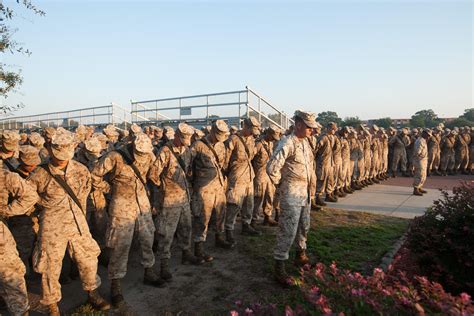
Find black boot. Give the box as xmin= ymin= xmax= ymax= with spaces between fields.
xmin=144 ymin=267 xmax=166 ymax=287
xmin=325 ymin=193 xmax=337 ymax=203
xmin=225 ymin=230 xmax=236 ymax=247
xmin=160 ymin=258 xmax=173 ymax=281
xmin=110 ymin=278 xmax=125 ymax=308
xmin=242 ymin=223 xmax=262 ymax=236
xmin=87 ymin=289 xmax=111 ymax=311
xmin=194 ymin=241 xmax=214 ymax=262
xmin=182 ymin=249 xmax=205 ymax=265
xmin=216 ymin=232 xmax=234 ymax=249
xmin=294 ymin=249 xmax=310 ymax=267
xmin=315 ymin=195 xmax=327 ymax=206
xmin=274 ymin=259 xmax=289 ymax=287
xmin=263 ymin=215 xmax=279 ymax=226
xmin=413 ymin=188 xmax=423 ymax=196
xmin=419 ymin=188 xmax=427 ymax=194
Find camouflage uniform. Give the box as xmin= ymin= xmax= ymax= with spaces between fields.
xmin=340 ymin=133 xmax=351 ymax=189
xmin=224 ymin=130 xmax=257 ymax=230
xmin=252 ymin=137 xmax=277 ymax=221
xmin=150 ymin=140 xmax=193 ymax=259
xmin=28 ymin=159 xmax=101 ymax=305
xmin=191 ymin=131 xmax=228 ymax=242
xmin=91 ymin=139 xmax=156 ymax=280
xmin=455 ymin=132 xmax=469 ymax=173
xmin=315 ymin=132 xmax=334 ymax=199
xmin=267 ymin=133 xmax=313 ymax=260
xmin=427 ymin=133 xmax=441 ymax=174
xmin=413 ymin=134 xmax=429 ymax=189
xmin=328 ymin=135 xmax=342 ymax=194
xmin=389 ymin=131 xmax=410 ymax=174
xmin=440 ymin=133 xmax=456 ymax=174
xmin=0 ymin=169 xmax=38 ymax=316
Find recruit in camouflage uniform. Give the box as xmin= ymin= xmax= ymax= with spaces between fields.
xmin=149 ymin=123 xmax=203 ymax=281
xmin=28 ymin=130 xmax=109 ymax=315
xmin=191 ymin=120 xmax=233 ymax=260
xmin=0 ymin=167 xmax=38 ymax=316
xmin=412 ymin=129 xmax=431 ymax=196
xmin=267 ymin=110 xmax=316 ymax=286
xmin=315 ymin=122 xmax=337 ymax=205
xmin=389 ymin=128 xmax=410 ymax=177
xmin=225 ymin=117 xmax=262 ymax=236
xmin=91 ymin=132 xmax=164 ymax=307
xmin=440 ymin=130 xmax=456 ymax=176
xmin=252 ymin=125 xmax=281 ymax=226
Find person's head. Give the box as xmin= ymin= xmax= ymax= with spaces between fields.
xmin=19 ymin=145 xmax=40 ymax=173
xmin=49 ymin=130 xmax=76 ymax=168
xmin=153 ymin=127 xmax=163 ymax=140
xmin=209 ymin=120 xmax=229 ymax=144
xmin=103 ymin=125 xmax=119 ymax=143
xmin=163 ymin=126 xmax=175 ymax=142
xmin=174 ymin=123 xmax=194 ymax=147
xmin=339 ymin=126 xmax=350 ymax=138
xmin=84 ymin=137 xmax=103 ymax=161
xmin=370 ymin=124 xmax=380 ymax=135
xmin=326 ymin=122 xmax=338 ymax=136
xmin=1 ymin=130 xmax=20 ymax=156
xmin=28 ymin=132 xmax=45 ymax=149
xmin=43 ymin=127 xmax=56 ymax=145
xmin=129 ymin=123 xmax=143 ymax=138
xmin=421 ymin=128 xmax=432 ymax=140
xmin=192 ymin=129 xmax=205 ymax=143
xmin=230 ymin=126 xmax=238 ymax=136
xmin=265 ymin=125 xmax=281 ymax=142
xmin=133 ymin=133 xmax=153 ymax=161
xmin=242 ymin=117 xmax=261 ymax=137
xmin=293 ymin=110 xmax=318 ymax=139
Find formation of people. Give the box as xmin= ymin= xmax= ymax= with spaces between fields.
xmin=0 ymin=111 xmax=473 ymax=315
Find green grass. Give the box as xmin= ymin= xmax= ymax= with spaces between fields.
xmin=245 ymin=209 xmax=410 ymax=274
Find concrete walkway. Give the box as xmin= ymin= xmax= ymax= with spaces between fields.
xmin=326 ymin=185 xmax=442 ymax=219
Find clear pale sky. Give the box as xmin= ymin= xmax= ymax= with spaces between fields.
xmin=3 ymin=0 xmax=473 ymax=120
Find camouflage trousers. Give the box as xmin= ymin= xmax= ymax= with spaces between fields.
xmin=455 ymin=149 xmax=469 ymax=171
xmin=192 ymin=184 xmax=226 ymax=242
xmin=413 ymin=159 xmax=427 ymax=189
xmin=440 ymin=152 xmax=455 ymax=172
xmin=0 ymin=223 xmax=29 ymax=315
xmin=106 ymin=212 xmax=155 ymax=279
xmin=328 ymin=160 xmax=342 ymax=192
xmin=7 ymin=215 xmax=36 ymax=273
xmin=253 ymin=177 xmax=276 ymax=221
xmin=273 ymin=201 xmax=310 ymax=261
xmin=428 ymin=149 xmax=440 ymax=172
xmin=391 ymin=150 xmax=407 ymax=173
xmin=155 ymin=205 xmax=192 ymax=259
xmin=33 ymin=230 xmax=101 ymax=305
xmin=225 ymin=182 xmax=254 ymax=230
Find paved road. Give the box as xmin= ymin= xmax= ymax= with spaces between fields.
xmin=326 ymin=174 xmax=473 ymax=219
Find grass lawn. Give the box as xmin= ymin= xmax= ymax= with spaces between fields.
xmin=245 ymin=209 xmax=410 ymax=274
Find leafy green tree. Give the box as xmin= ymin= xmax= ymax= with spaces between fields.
xmin=445 ymin=118 xmax=473 ymax=129
xmin=342 ymin=116 xmax=362 ymax=127
xmin=317 ymin=111 xmax=342 ymax=127
xmin=1 ymin=1 xmax=45 ymax=115
xmin=409 ymin=109 xmax=443 ymax=128
xmin=460 ymin=108 xmax=474 ymax=122
xmin=374 ymin=117 xmax=393 ymax=128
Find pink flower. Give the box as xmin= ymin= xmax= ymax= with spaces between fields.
xmin=235 ymin=300 xmax=242 ymax=307
xmin=460 ymin=292 xmax=471 ymax=305
xmin=230 ymin=311 xmax=239 ymax=316
xmin=244 ymin=308 xmax=253 ymax=315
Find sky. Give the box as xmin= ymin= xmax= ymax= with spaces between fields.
xmin=2 ymin=0 xmax=473 ymax=121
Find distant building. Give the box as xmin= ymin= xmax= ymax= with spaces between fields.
xmin=363 ymin=118 xmax=456 ymax=129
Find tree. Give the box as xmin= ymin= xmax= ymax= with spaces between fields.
xmin=342 ymin=116 xmax=362 ymax=127
xmin=374 ymin=117 xmax=392 ymax=128
xmin=1 ymin=1 xmax=45 ymax=115
xmin=460 ymin=108 xmax=474 ymax=122
xmin=317 ymin=111 xmax=342 ymax=127
xmin=409 ymin=109 xmax=443 ymax=128
xmin=445 ymin=118 xmax=473 ymax=129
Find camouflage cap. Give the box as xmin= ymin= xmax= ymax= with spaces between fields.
xmin=230 ymin=126 xmax=238 ymax=132
xmin=129 ymin=123 xmax=143 ymax=135
xmin=43 ymin=127 xmax=56 ymax=138
xmin=411 ymin=128 xmax=419 ymax=134
xmin=19 ymin=145 xmax=41 ymax=166
xmin=243 ymin=116 xmax=261 ymax=128
xmin=51 ymin=130 xmax=76 ymax=160
xmin=268 ymin=124 xmax=281 ymax=135
xmin=194 ymin=129 xmax=205 ymax=138
xmin=294 ymin=110 xmax=318 ymax=128
xmin=163 ymin=126 xmax=175 ymax=140
xmin=29 ymin=132 xmax=45 ymax=148
xmin=371 ymin=124 xmax=380 ymax=132
xmin=20 ymin=133 xmax=28 ymax=141
xmin=1 ymin=130 xmax=21 ymax=151
xmin=176 ymin=123 xmax=194 ymax=137
xmin=422 ymin=128 xmax=433 ymax=137
xmin=211 ymin=120 xmax=229 ymax=141
xmin=84 ymin=137 xmax=102 ymax=155
xmin=401 ymin=128 xmax=409 ymax=135
xmin=133 ymin=133 xmax=153 ymax=153
xmin=75 ymin=125 xmax=87 ymax=135
xmin=389 ymin=127 xmax=397 ymax=132
xmin=341 ymin=126 xmax=351 ymax=134
xmin=103 ymin=124 xmax=119 ymax=137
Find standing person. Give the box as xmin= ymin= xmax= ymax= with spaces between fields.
xmin=413 ymin=129 xmax=432 ymax=196
xmin=225 ymin=117 xmax=261 ymax=236
xmin=150 ymin=123 xmax=203 ymax=282
xmin=252 ymin=125 xmax=281 ymax=226
xmin=307 ymin=124 xmax=322 ymax=210
xmin=427 ymin=127 xmax=442 ymax=176
xmin=0 ymin=167 xmax=38 ymax=316
xmin=191 ymin=120 xmax=233 ymax=262
xmin=267 ymin=110 xmax=316 ymax=286
xmin=389 ymin=128 xmax=410 ymax=177
xmin=28 ymin=130 xmax=110 ymax=315
xmin=1 ymin=130 xmax=20 ymax=171
xmin=440 ymin=130 xmax=456 ymax=176
xmin=91 ymin=133 xmax=165 ymax=308
xmin=339 ymin=127 xmax=353 ymax=195
xmin=314 ymin=122 xmax=337 ymax=206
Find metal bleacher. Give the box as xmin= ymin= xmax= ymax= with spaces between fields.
xmin=0 ymin=87 xmax=294 ymax=131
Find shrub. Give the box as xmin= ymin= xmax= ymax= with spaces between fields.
xmin=406 ymin=182 xmax=474 ymax=295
